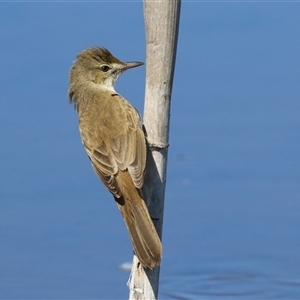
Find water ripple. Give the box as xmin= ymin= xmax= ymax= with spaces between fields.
xmin=160 ymin=269 xmax=300 ymax=299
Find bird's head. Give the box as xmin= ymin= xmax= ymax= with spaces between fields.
xmin=69 ymin=47 xmax=143 ymax=98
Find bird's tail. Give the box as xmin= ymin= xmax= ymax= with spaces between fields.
xmin=115 ymin=172 xmax=162 ymax=269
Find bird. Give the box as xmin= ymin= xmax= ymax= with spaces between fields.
xmin=68 ymin=47 xmax=162 ymax=269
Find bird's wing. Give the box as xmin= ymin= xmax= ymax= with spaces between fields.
xmin=84 ymin=95 xmax=146 ymax=197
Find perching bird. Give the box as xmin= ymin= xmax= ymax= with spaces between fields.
xmin=68 ymin=47 xmax=162 ymax=269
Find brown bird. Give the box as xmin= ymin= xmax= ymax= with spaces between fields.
xmin=68 ymin=47 xmax=162 ymax=269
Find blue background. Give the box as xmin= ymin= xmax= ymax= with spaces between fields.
xmin=1 ymin=2 xmax=300 ymax=299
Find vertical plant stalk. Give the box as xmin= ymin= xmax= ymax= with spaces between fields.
xmin=128 ymin=1 xmax=181 ymax=299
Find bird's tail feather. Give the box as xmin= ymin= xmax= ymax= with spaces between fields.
xmin=114 ymin=172 xmax=162 ymax=269
xmin=117 ymin=196 xmax=162 ymax=269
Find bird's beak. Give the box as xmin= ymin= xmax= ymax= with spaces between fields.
xmin=121 ymin=61 xmax=144 ymax=71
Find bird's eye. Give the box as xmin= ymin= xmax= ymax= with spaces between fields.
xmin=101 ymin=65 xmax=110 ymax=72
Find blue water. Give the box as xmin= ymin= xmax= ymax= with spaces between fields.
xmin=1 ymin=3 xmax=300 ymax=299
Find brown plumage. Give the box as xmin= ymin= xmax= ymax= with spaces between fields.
xmin=68 ymin=47 xmax=162 ymax=269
